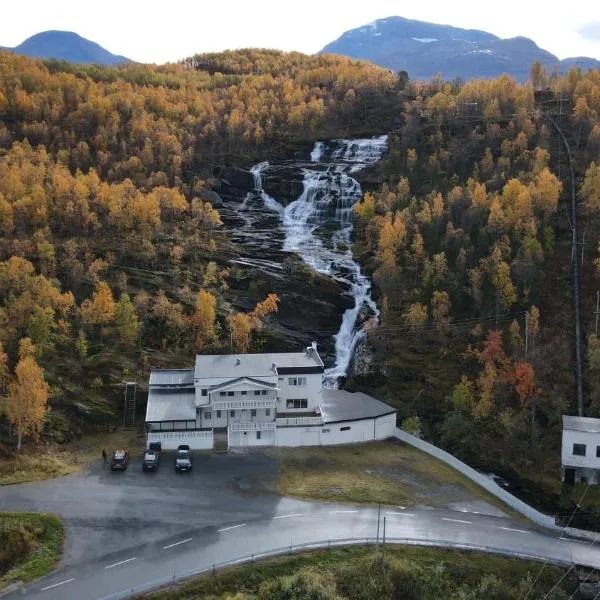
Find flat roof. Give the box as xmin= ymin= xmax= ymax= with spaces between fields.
xmin=146 ymin=387 xmax=196 ymax=422
xmin=319 ymin=389 xmax=396 ymax=424
xmin=195 ymin=349 xmax=323 ymax=380
xmin=149 ymin=369 xmax=194 ymax=386
xmin=563 ymin=415 xmax=600 ymax=433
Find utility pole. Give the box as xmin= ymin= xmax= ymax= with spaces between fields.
xmin=376 ymin=504 xmax=381 ymax=550
xmin=544 ymin=113 xmax=584 ymax=417
xmin=595 ymin=291 xmax=600 ymax=335
xmin=382 ymin=516 xmax=386 ymax=550
xmin=525 ymin=311 xmax=529 ymax=359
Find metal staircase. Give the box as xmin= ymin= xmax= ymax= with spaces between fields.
xmin=123 ymin=382 xmax=136 ymax=427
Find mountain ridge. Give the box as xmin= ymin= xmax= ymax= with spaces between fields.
xmin=4 ymin=30 xmax=129 ymax=65
xmin=321 ymin=16 xmax=600 ymax=80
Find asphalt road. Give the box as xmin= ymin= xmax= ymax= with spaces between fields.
xmin=2 ymin=453 xmax=598 ymax=600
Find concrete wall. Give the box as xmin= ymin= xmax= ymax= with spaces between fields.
xmin=277 ymin=373 xmax=322 ymax=411
xmin=146 ymin=430 xmax=213 ymax=450
xmin=229 ymin=428 xmax=275 ymax=448
xmin=562 ymin=429 xmax=600 ymax=470
xmin=393 ymin=427 xmax=599 ymax=542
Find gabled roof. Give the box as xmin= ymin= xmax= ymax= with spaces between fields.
xmin=195 ymin=347 xmax=323 ymax=379
xmin=563 ymin=415 xmax=600 ymax=433
xmin=146 ymin=387 xmax=195 ymax=422
xmin=209 ymin=377 xmax=277 ymax=393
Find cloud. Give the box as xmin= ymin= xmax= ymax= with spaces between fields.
xmin=578 ymin=22 xmax=600 ymax=41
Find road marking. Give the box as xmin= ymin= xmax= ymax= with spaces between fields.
xmin=332 ymin=510 xmax=359 ymax=513
xmin=162 ymin=537 xmax=192 ymax=549
xmin=274 ymin=513 xmax=303 ymax=519
xmin=218 ymin=523 xmax=247 ymax=532
xmin=442 ymin=517 xmax=472 ymax=524
xmin=499 ymin=527 xmax=530 ymax=534
xmin=387 ymin=512 xmax=416 ymax=516
xmin=104 ymin=557 xmax=136 ymax=569
xmin=40 ymin=578 xmax=75 ymax=591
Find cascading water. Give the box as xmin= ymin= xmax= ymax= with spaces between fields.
xmin=247 ymin=136 xmax=388 ymax=387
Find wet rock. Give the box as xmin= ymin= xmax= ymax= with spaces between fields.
xmin=199 ymin=189 xmax=224 ymax=208
xmin=348 ymin=336 xmax=375 ymax=377
xmin=219 ymin=166 xmax=254 ymax=190
xmin=262 ymin=165 xmax=304 ymax=205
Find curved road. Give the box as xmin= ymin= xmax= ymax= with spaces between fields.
xmin=5 ymin=505 xmax=600 ymax=600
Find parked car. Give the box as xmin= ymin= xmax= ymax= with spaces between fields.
xmin=142 ymin=450 xmax=160 ymax=472
xmin=110 ymin=449 xmax=129 ymax=471
xmin=175 ymin=445 xmax=192 ymax=472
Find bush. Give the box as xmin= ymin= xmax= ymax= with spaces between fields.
xmin=0 ymin=521 xmax=40 ymax=575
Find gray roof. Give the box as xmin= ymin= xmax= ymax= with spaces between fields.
xmin=149 ymin=369 xmax=194 ymax=386
xmin=563 ymin=415 xmax=600 ymax=433
xmin=319 ymin=389 xmax=396 ymax=424
xmin=209 ymin=377 xmax=277 ymax=392
xmin=146 ymin=388 xmax=195 ymax=422
xmin=195 ymin=349 xmax=323 ymax=379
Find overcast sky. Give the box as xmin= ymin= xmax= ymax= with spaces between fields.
xmin=1 ymin=0 xmax=599 ymax=64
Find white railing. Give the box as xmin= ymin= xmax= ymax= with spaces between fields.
xmin=229 ymin=421 xmax=276 ymax=431
xmin=211 ymin=399 xmax=277 ymax=410
xmin=147 ymin=430 xmax=213 ymax=450
xmin=276 ymin=416 xmax=324 ymax=427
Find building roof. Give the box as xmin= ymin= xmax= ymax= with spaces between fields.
xmin=209 ymin=377 xmax=277 ymax=392
xmin=319 ymin=389 xmax=396 ymax=424
xmin=195 ymin=347 xmax=323 ymax=380
xmin=149 ymin=369 xmax=194 ymax=387
xmin=146 ymin=387 xmax=196 ymax=422
xmin=563 ymin=415 xmax=600 ymax=433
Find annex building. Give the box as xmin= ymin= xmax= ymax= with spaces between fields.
xmin=145 ymin=343 xmax=396 ymax=450
xmin=561 ymin=415 xmax=600 ymax=485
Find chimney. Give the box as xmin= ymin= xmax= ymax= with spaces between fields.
xmin=307 ymin=341 xmax=317 ymax=355
xmin=235 ymin=358 xmax=241 ymax=366
xmin=272 ymin=362 xmax=277 ymax=372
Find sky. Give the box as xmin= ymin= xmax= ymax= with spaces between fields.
xmin=1 ymin=0 xmax=599 ymax=64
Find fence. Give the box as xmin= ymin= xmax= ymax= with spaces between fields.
xmin=276 ymin=416 xmax=325 ymax=427
xmin=393 ymin=428 xmax=599 ymax=542
xmin=98 ymin=536 xmax=574 ymax=600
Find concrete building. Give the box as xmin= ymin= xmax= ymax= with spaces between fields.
xmin=145 ymin=344 xmax=396 ymax=450
xmin=561 ymin=415 xmax=600 ymax=485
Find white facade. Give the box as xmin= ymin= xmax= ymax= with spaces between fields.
xmin=561 ymin=415 xmax=600 ymax=484
xmin=145 ymin=345 xmax=396 ymax=451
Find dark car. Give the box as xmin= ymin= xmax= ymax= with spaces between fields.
xmin=175 ymin=445 xmax=192 ymax=472
xmin=110 ymin=449 xmax=129 ymax=471
xmin=142 ymin=450 xmax=159 ymax=472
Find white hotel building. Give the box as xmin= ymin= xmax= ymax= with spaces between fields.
xmin=145 ymin=344 xmax=396 ymax=450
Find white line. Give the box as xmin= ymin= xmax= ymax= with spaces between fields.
xmin=40 ymin=578 xmax=75 ymax=591
xmin=500 ymin=527 xmax=530 ymax=534
xmin=218 ymin=523 xmax=247 ymax=532
xmin=442 ymin=517 xmax=472 ymax=524
xmin=387 ymin=512 xmax=416 ymax=516
xmin=273 ymin=513 xmax=303 ymax=520
xmin=104 ymin=557 xmax=136 ymax=569
xmin=162 ymin=537 xmax=192 ymax=549
xmin=332 ymin=510 xmax=359 ymax=513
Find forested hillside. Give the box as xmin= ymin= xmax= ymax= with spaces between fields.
xmin=350 ymin=67 xmax=600 ymax=514
xmin=0 ymin=49 xmax=400 ymax=448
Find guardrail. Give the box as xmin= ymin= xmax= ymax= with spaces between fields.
xmin=99 ymin=536 xmax=575 ymax=600
xmin=229 ymin=421 xmax=277 ymax=431
xmin=393 ymin=428 xmax=600 ymax=542
xmin=276 ymin=416 xmax=324 ymax=427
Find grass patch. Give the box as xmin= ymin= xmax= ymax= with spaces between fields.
xmin=266 ymin=440 xmax=528 ymax=519
xmin=135 ymin=544 xmax=578 ymax=600
xmin=0 ymin=427 xmax=143 ymax=485
xmin=0 ymin=512 xmax=64 ymax=591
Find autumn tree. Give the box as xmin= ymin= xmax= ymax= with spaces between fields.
xmin=192 ymin=289 xmax=217 ymax=351
xmin=75 ymin=329 xmax=88 ymax=361
xmin=6 ymin=339 xmax=50 ymax=450
xmin=114 ymin=293 xmax=141 ymax=345
xmin=81 ymin=281 xmax=116 ymax=325
xmin=403 ymin=303 xmax=427 ymax=332
xmin=227 ymin=313 xmax=253 ymax=353
xmin=0 ymin=342 xmax=8 ymax=394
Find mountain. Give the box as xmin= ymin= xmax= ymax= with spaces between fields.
xmin=321 ymin=16 xmax=600 ymax=81
xmin=6 ymin=30 xmax=129 ymax=65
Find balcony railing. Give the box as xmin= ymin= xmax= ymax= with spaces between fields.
xmin=229 ymin=421 xmax=276 ymax=431
xmin=211 ymin=399 xmax=277 ymax=410
xmin=276 ymin=416 xmax=324 ymax=427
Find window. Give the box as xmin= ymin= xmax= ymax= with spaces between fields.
xmin=241 ymin=391 xmax=247 ymax=395
xmin=288 ymin=377 xmax=307 ymax=386
xmin=230 ymin=410 xmax=235 ymax=418
xmin=573 ymin=443 xmax=587 ymax=456
xmin=261 ymin=390 xmax=268 ymax=395
xmin=251 ymin=409 xmax=257 ymax=417
xmin=204 ymin=412 xmax=211 ymax=420
xmin=201 ymin=389 xmax=207 ymax=397
xmin=216 ymin=410 xmax=221 ymax=418
xmin=322 ymin=428 xmax=330 ymax=433
xmin=286 ymin=399 xmax=308 ymax=409
xmin=219 ymin=392 xmax=226 ymax=397
xmin=266 ymin=408 xmax=271 ymax=416
xmin=227 ymin=391 xmax=234 ymax=397
xmin=254 ymin=390 xmax=261 ymax=396
xmin=597 ymin=446 xmax=600 ymax=458
xmin=256 ymin=431 xmax=262 ymax=440
xmin=340 ymin=426 xmax=351 ymax=431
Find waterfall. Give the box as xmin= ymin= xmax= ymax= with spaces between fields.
xmin=249 ymin=136 xmax=388 ymax=387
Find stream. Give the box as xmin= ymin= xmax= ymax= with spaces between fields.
xmin=221 ymin=136 xmax=388 ymax=387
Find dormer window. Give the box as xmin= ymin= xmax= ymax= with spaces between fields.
xmin=201 ymin=389 xmax=207 ymax=397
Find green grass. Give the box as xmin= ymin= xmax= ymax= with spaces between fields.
xmin=265 ymin=440 xmax=531 ymax=524
xmin=0 ymin=512 xmax=64 ymax=591
xmin=135 ymin=545 xmax=577 ymax=600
